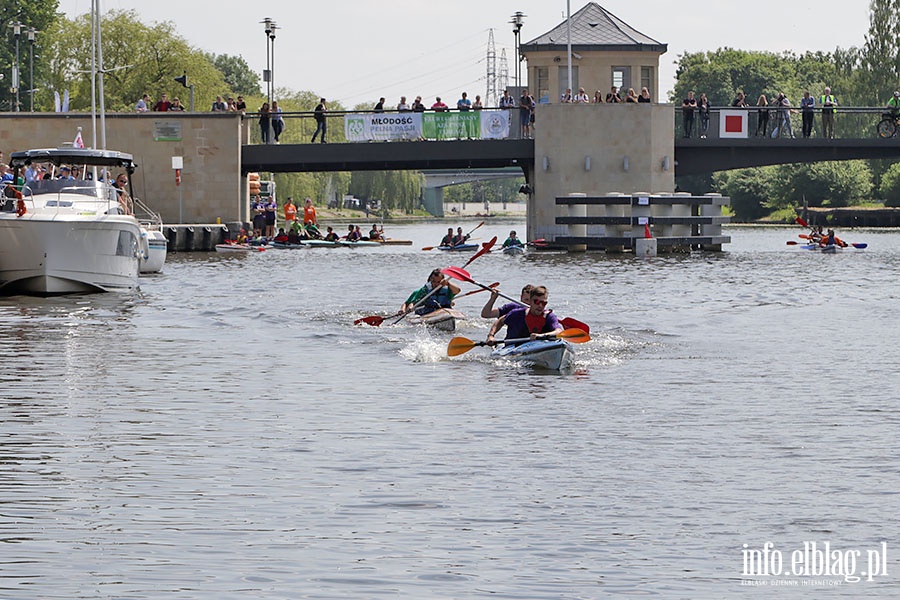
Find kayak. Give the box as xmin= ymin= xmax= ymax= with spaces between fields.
xmin=438 ymin=243 xmax=479 ymax=252
xmin=407 ymin=308 xmax=466 ymax=332
xmin=378 ymin=239 xmax=413 ymax=246
xmin=491 ymin=339 xmax=574 ymax=371
xmin=269 ymin=242 xmax=307 ymax=249
xmin=304 ymin=239 xmax=381 ymax=248
xmin=502 ymin=245 xmax=525 ymax=255
xmin=215 ymin=243 xmax=265 ymax=253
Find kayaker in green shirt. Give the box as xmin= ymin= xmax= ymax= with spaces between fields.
xmin=502 ymin=230 xmax=524 ymax=249
xmin=402 ymin=268 xmax=460 ymax=315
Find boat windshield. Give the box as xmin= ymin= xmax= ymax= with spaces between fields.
xmin=22 ymin=179 xmax=118 ymax=203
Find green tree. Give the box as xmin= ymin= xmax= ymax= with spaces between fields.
xmin=40 ymin=9 xmax=227 ymax=112
xmin=877 ymin=161 xmax=900 ymax=206
xmin=713 ymin=168 xmax=778 ymax=221
xmin=209 ymin=53 xmax=260 ymax=97
xmin=0 ymin=0 xmax=60 ymax=111
xmin=774 ymin=161 xmax=873 ymax=208
xmin=862 ymin=0 xmax=900 ymax=105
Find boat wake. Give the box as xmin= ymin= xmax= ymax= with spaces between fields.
xmin=398 ymin=334 xmax=449 ymax=364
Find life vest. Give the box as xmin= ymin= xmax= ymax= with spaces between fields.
xmin=417 ymin=287 xmax=453 ymax=314
xmin=525 ymin=311 xmax=547 ymax=333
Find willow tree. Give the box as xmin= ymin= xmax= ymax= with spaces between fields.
xmin=40 ymin=9 xmax=227 ymax=112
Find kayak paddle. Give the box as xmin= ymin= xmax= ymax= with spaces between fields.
xmin=447 ymin=328 xmax=591 ymax=357
xmin=462 ymin=236 xmax=497 ymax=268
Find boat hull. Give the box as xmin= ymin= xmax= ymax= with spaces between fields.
xmin=438 ymin=243 xmax=478 ymax=252
xmin=407 ymin=308 xmax=465 ymax=331
xmin=502 ymin=245 xmax=525 ymax=255
xmin=491 ymin=339 xmax=574 ymax=371
xmin=0 ymin=213 xmax=142 ymax=295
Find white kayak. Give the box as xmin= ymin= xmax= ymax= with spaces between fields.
xmin=407 ymin=308 xmax=466 ymax=332
xmin=491 ymin=339 xmax=574 ymax=371
xmin=215 ymin=243 xmax=265 ymax=253
xmin=502 ymin=245 xmax=525 ymax=255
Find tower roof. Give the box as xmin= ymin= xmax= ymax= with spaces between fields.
xmin=521 ymin=2 xmax=666 ymax=53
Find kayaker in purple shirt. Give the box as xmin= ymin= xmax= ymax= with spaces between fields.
xmin=486 ymin=285 xmax=563 ymax=345
xmin=480 ymin=284 xmax=534 ymax=319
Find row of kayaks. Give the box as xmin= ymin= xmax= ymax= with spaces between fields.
xmin=215 ymin=239 xmax=413 ymax=252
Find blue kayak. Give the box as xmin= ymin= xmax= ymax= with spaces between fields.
xmin=491 ymin=339 xmax=574 ymax=371
xmin=438 ymin=243 xmax=478 ymax=252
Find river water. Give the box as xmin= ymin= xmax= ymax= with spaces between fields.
xmin=1 ymin=222 xmax=898 ymax=599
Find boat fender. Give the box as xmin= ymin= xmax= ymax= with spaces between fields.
xmin=15 ymin=197 xmax=25 ymax=217
xmin=140 ymin=231 xmax=150 ymax=260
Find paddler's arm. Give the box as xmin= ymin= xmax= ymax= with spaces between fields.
xmin=480 ymin=289 xmax=500 ymax=319
xmin=486 ymin=314 xmax=507 ymax=346
xmin=532 ymin=312 xmax=564 ymax=341
xmin=444 ymin=280 xmax=461 ymax=297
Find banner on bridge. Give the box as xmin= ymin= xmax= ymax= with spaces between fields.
xmin=344 ymin=110 xmax=510 ymax=141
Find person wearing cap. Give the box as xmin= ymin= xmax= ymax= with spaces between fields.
xmin=59 ymin=166 xmax=74 ymax=180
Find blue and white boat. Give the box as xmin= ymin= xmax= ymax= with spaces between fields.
xmin=491 ymin=339 xmax=574 ymax=371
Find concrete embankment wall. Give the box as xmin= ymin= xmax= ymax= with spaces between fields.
xmin=0 ymin=113 xmax=245 ymax=225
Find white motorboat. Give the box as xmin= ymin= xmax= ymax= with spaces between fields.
xmin=0 ymin=148 xmax=144 ymax=295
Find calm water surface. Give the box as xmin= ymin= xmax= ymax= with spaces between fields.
xmin=1 ymin=222 xmax=898 ymax=599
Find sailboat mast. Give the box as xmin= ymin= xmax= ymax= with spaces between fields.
xmin=96 ymin=0 xmax=107 ymax=150
xmin=90 ymin=0 xmax=97 ymax=149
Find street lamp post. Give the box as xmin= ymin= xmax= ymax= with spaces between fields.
xmin=27 ymin=27 xmax=35 ymax=112
xmin=9 ymin=21 xmax=22 ymax=112
xmin=510 ymin=12 xmax=526 ymax=92
xmin=260 ymin=17 xmax=278 ymax=144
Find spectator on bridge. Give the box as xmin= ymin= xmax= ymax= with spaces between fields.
xmin=432 ymin=97 xmax=449 ymax=112
xmin=698 ymin=92 xmax=710 ymax=138
xmin=638 ymin=87 xmax=652 ymax=103
xmin=772 ymin=93 xmax=795 ymax=139
xmin=135 ymin=94 xmax=150 ymax=113
xmin=397 ymin=96 xmax=410 ymax=111
xmin=801 ymin=91 xmax=815 ymax=138
xmin=236 ymin=96 xmax=247 ymax=113
xmin=473 ymin=95 xmax=483 ymax=110
xmin=574 ymin=88 xmax=590 ymax=103
xmin=258 ymin=102 xmax=271 ymax=144
xmin=169 ymin=97 xmax=185 ymax=111
xmin=227 ymin=97 xmax=237 ymax=111
xmin=820 ymin=87 xmax=838 ymax=139
xmin=606 ymin=86 xmax=622 ymax=103
xmin=312 ymin=98 xmax=327 ymax=143
xmin=412 ymin=96 xmax=426 ymax=112
xmin=682 ymin=91 xmax=697 ymax=138
xmin=593 ymin=90 xmax=604 ymax=103
xmin=374 ymin=98 xmax=385 ymax=112
xmin=625 ymin=88 xmax=638 ymax=103
xmin=560 ymin=88 xmax=572 ymax=103
xmin=756 ymin=95 xmax=770 ymax=137
xmin=272 ymin=101 xmax=285 ymax=143
xmin=153 ymin=93 xmax=172 ymax=112
xmin=499 ymin=89 xmax=516 ymax=110
xmin=519 ymin=89 xmax=534 ymax=138
xmin=211 ymin=95 xmax=227 ymax=112
xmin=731 ymin=92 xmax=749 ymax=108
xmin=457 ymin=92 xmax=472 ymax=111
xmin=887 ymin=91 xmax=900 ymax=115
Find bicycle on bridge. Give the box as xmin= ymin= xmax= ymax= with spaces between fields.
xmin=876 ymin=111 xmax=900 ymax=138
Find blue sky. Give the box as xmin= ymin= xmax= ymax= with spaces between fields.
xmin=58 ymin=0 xmax=871 ymax=107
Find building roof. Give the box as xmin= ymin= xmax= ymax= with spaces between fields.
xmin=521 ymin=2 xmax=666 ymax=53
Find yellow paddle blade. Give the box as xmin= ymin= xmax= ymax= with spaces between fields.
xmin=447 ymin=336 xmax=479 ymax=357
xmin=558 ymin=328 xmax=591 ymax=344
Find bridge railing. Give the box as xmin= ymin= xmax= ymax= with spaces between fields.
xmin=246 ymin=108 xmax=525 ymax=145
xmin=675 ymin=106 xmax=895 ymax=140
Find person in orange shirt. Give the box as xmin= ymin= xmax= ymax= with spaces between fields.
xmin=303 ymin=197 xmax=317 ymax=226
xmin=283 ymin=197 xmax=297 ymax=230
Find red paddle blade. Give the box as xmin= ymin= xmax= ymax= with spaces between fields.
xmin=786 ymin=241 xmax=798 ymax=245
xmin=796 ymin=216 xmax=809 ymax=228
xmin=559 ymin=317 xmax=590 ymax=335
xmin=462 ymin=236 xmax=497 ymax=268
xmin=354 ymin=315 xmax=385 ymax=326
xmin=441 ymin=266 xmax=473 ymax=282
